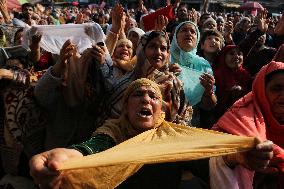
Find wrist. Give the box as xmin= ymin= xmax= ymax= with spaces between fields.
xmin=0 ymin=69 xmax=14 ymax=80
xmin=204 ymin=89 xmax=214 ymax=97
xmin=30 ymin=43 xmax=40 ymax=49
xmin=110 ymin=27 xmax=120 ymax=35
xmin=51 ymin=64 xmax=63 ymax=78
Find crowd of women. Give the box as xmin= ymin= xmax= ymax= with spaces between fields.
xmin=0 ymin=0 xmax=284 ymax=188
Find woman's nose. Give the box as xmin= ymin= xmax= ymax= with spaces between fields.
xmin=141 ymin=94 xmax=151 ymax=103
xmin=154 ymin=48 xmax=162 ymax=55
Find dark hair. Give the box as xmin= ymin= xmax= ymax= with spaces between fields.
xmin=22 ymin=3 xmax=34 ymax=11
xmin=142 ymin=31 xmax=170 ymax=51
xmin=200 ymin=29 xmax=223 ymax=45
xmin=265 ymin=70 xmax=284 ymax=85
xmin=177 ymin=3 xmax=189 ymax=12
xmin=200 ymin=13 xmax=211 ymax=22
xmin=166 ymin=21 xmax=179 ymax=33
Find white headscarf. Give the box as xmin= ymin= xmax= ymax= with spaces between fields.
xmin=127 ymin=27 xmax=145 ymax=40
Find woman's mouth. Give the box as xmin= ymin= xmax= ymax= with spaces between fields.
xmin=137 ymin=107 xmax=152 ymax=118
xmin=184 ymin=38 xmax=193 ymax=42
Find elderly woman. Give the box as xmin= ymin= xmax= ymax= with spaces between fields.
xmin=202 ymin=17 xmax=217 ymax=32
xmin=30 ymin=78 xmax=184 ymax=189
xmin=210 ymin=61 xmax=284 ymax=189
xmin=30 ymin=78 xmax=274 ymax=189
xmin=170 ymin=21 xmax=217 ymax=127
xmin=111 ymin=38 xmax=135 ymax=78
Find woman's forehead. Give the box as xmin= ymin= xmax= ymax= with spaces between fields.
xmin=148 ymin=36 xmax=167 ymax=44
xmin=227 ymin=47 xmax=241 ymax=54
xmin=118 ymin=42 xmax=132 ymax=47
xmin=180 ymin=23 xmax=196 ymax=30
xmin=132 ymin=85 xmax=157 ymax=93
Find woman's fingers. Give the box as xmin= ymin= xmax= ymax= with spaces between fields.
xmin=245 ymin=140 xmax=274 ymax=171
xmin=61 ymin=39 xmax=72 ymax=51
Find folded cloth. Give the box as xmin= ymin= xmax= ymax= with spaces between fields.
xmin=23 ymin=23 xmax=105 ymax=54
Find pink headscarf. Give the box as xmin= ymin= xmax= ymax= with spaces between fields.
xmin=213 ymin=61 xmax=284 ymax=188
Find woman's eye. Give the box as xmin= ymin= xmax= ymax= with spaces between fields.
xmin=160 ymin=47 xmax=167 ymax=52
xmin=150 ymin=95 xmax=159 ymax=100
xmin=190 ymin=29 xmax=196 ymax=35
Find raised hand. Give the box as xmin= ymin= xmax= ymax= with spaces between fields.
xmin=80 ymin=44 xmax=108 ymax=65
xmin=154 ymin=15 xmax=169 ymax=31
xmin=59 ymin=40 xmax=76 ymax=66
xmin=138 ymin=0 xmax=147 ymax=14
xmin=29 ymin=27 xmax=42 ymax=45
xmin=51 ymin=40 xmax=77 ymax=78
xmin=188 ymin=9 xmax=198 ymax=24
xmin=75 ymin=12 xmax=84 ymax=24
xmin=111 ymin=3 xmax=124 ymax=34
xmin=257 ymin=9 xmax=269 ymax=33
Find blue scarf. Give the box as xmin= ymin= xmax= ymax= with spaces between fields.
xmin=170 ymin=21 xmax=213 ymax=105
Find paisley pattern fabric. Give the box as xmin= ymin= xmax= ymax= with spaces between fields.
xmin=0 ymin=72 xmax=48 ymax=176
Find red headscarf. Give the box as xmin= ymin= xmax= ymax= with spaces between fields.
xmin=214 ymin=45 xmax=252 ymax=117
xmin=213 ymin=61 xmax=284 ymax=189
xmin=214 ymin=45 xmax=251 ymax=92
xmin=252 ymin=61 xmax=284 ymax=152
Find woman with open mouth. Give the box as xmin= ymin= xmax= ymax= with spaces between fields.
xmin=34 ymin=30 xmax=192 ymax=153
xmin=111 ymin=38 xmax=135 ymax=79
xmin=30 ymin=78 xmax=274 ymax=189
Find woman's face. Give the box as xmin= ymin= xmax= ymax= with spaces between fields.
xmin=128 ymin=31 xmax=139 ymax=50
xmin=265 ymin=72 xmax=284 ymax=124
xmin=225 ymin=48 xmax=243 ymax=69
xmin=203 ymin=21 xmax=217 ymax=31
xmin=113 ymin=42 xmax=133 ymax=61
xmin=144 ymin=36 xmax=169 ymax=69
xmin=176 ymin=23 xmax=198 ymax=52
xmin=127 ymin=86 xmax=163 ymax=131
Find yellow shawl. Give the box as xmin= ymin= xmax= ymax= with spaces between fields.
xmin=58 ymin=78 xmax=256 ymax=189
xmin=59 ymin=121 xmax=256 ymax=189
